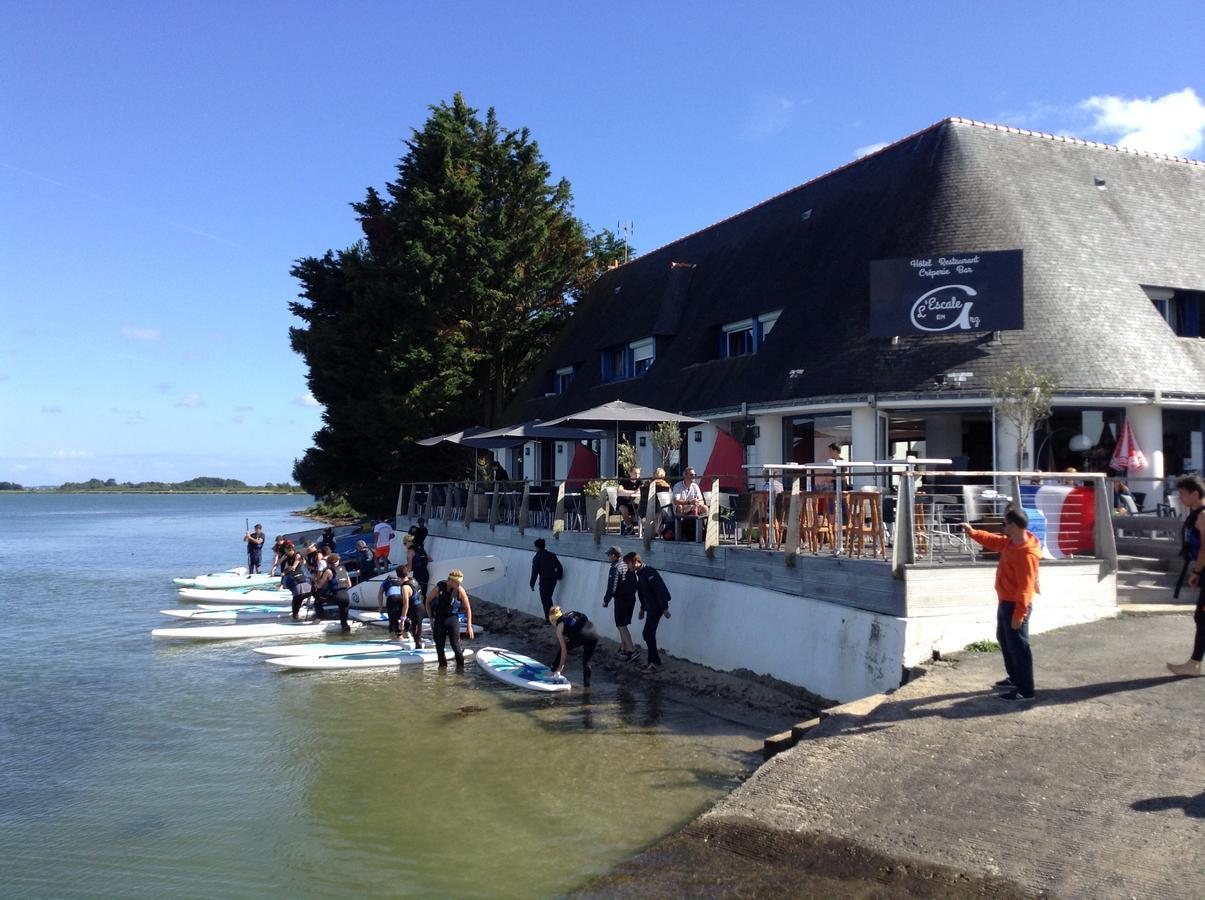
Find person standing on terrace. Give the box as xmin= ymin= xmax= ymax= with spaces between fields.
xmin=959 ymin=509 xmax=1042 ymax=702
xmin=1167 ymin=475 xmax=1205 ymax=677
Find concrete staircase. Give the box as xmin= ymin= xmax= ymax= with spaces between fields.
xmin=1116 ymin=542 xmax=1192 ymax=612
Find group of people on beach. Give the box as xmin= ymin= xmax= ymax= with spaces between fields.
xmin=530 ymin=537 xmax=672 ymax=687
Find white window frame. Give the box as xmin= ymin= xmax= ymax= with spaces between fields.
xmin=555 ymin=365 xmax=574 ymax=394
xmin=630 ymin=337 xmax=655 ymax=375
xmin=758 ymin=309 xmax=782 ymax=337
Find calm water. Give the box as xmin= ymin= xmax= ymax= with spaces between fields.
xmin=0 ymin=494 xmax=761 ymax=898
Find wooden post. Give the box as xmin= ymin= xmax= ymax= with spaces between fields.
xmin=464 ymin=483 xmax=477 ymax=528
xmin=517 ymin=481 xmax=531 ymax=534
xmin=442 ymin=482 xmax=454 ymax=524
xmin=1091 ymin=474 xmax=1119 ymax=573
xmin=489 ymin=482 xmax=502 ymax=530
xmin=395 ymin=483 xmax=405 ymax=518
xmin=1009 ymin=475 xmax=1023 ymax=511
xmin=406 ymin=484 xmax=418 ymax=519
xmin=593 ymin=494 xmax=606 ymax=544
xmin=704 ymin=478 xmax=721 ymax=558
xmin=833 ymin=466 xmax=845 ymax=556
xmin=784 ymin=477 xmax=802 ymax=568
xmin=891 ymin=470 xmax=916 ymax=577
xmin=552 ymin=480 xmax=566 ymax=538
xmin=425 ymin=482 xmax=435 ymax=520
xmin=643 ymin=483 xmax=657 ymax=550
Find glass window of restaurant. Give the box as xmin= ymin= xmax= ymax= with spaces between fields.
xmin=1037 ymin=408 xmax=1122 ymax=473
xmin=783 ymin=413 xmax=852 ymax=465
xmin=1163 ymin=410 xmax=1205 ymax=477
xmin=879 ymin=409 xmax=994 ymax=470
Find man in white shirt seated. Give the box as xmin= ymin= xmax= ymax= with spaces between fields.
xmin=672 ymin=467 xmax=707 ymax=518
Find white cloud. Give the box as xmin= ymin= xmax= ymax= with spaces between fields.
xmin=121 ymin=325 xmax=161 ymax=341
xmin=294 ymin=393 xmax=321 ymax=408
xmin=1080 ymin=88 xmax=1205 ymax=157
xmin=742 ymin=96 xmax=795 ymax=141
xmin=854 ymin=141 xmax=889 ymax=159
xmin=175 ymin=393 xmax=204 ymax=408
xmin=41 ymin=405 xmax=63 ymax=414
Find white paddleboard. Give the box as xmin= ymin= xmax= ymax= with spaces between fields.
xmin=264 ymin=647 xmax=476 ymax=671
xmin=191 ymin=573 xmax=282 ymax=591
xmin=475 ymin=647 xmax=570 ymax=693
xmin=173 ymin=566 xmax=247 ymax=587
xmin=251 ymin=638 xmax=418 ymax=657
xmin=151 ymin=620 xmax=363 ymax=640
xmin=160 ymin=605 xmax=299 ymax=620
xmin=178 ymin=587 xmax=291 ymax=604
xmin=351 ymin=610 xmax=485 ymax=635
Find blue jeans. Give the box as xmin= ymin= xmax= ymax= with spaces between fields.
xmin=997 ymin=601 xmax=1034 ymax=696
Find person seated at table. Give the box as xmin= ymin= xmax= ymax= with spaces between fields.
xmin=672 ymin=467 xmax=707 ymax=517
xmin=616 ymin=465 xmax=646 ymax=534
xmin=1113 ymin=479 xmax=1139 ymax=514
xmin=490 ymin=459 xmax=509 ymax=482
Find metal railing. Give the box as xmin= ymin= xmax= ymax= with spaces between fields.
xmin=394 ymin=464 xmax=1119 ymax=575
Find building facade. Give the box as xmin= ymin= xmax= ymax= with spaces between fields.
xmin=502 ymin=118 xmax=1205 ymax=504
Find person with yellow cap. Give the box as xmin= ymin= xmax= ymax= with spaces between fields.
xmin=548 ymin=606 xmax=598 ymax=688
xmin=427 ymin=570 xmax=474 ymax=668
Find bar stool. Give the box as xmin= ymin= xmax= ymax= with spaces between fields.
xmin=800 ymin=491 xmax=835 ymax=554
xmin=746 ymin=490 xmax=784 ymax=547
xmin=845 ymin=490 xmax=886 ymax=559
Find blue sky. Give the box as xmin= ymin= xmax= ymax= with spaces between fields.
xmin=3 ymin=1 xmax=1203 ymax=485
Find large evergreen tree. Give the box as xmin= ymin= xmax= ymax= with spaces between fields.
xmin=289 ymin=95 xmax=627 ymax=512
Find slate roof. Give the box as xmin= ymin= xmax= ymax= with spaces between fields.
xmin=505 ymin=118 xmax=1205 ymax=425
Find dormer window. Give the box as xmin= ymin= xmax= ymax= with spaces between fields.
xmin=720 ymin=309 xmax=782 ymax=358
xmin=1145 ymin=286 xmax=1204 ymax=338
xmin=554 ymin=366 xmax=576 ymax=394
xmin=601 ymin=337 xmax=656 ymax=382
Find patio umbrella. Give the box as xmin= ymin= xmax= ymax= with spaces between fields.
xmin=1110 ymin=420 xmax=1148 ymax=471
xmin=544 ymin=400 xmax=704 ymax=476
xmin=467 ymin=420 xmax=608 ymax=443
xmin=415 ymin=426 xmax=522 ymax=450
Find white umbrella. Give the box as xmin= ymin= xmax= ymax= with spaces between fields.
xmin=545 ymin=401 xmax=703 ymax=476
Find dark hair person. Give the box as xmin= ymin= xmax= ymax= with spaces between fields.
xmin=1167 ymin=476 xmax=1205 ymax=677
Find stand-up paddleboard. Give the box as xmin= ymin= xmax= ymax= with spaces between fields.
xmin=151 ymin=620 xmax=363 ymax=640
xmin=265 ymin=647 xmax=476 ymax=671
xmin=161 ymin=605 xmax=300 ymax=620
xmin=348 ymin=555 xmax=505 ymax=609
xmin=191 ymin=572 xmax=282 ymax=591
xmin=251 ymin=638 xmax=419 ymax=657
xmin=173 ymin=566 xmax=247 ymax=587
xmin=178 ymin=587 xmax=291 ymax=604
xmin=475 ymin=647 xmax=570 ymax=693
xmin=351 ymin=610 xmax=485 ymax=635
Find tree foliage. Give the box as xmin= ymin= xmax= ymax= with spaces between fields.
xmin=650 ymin=422 xmax=683 ymax=471
xmin=289 ymin=94 xmax=629 ymax=513
xmin=990 ymin=364 xmax=1057 ymax=469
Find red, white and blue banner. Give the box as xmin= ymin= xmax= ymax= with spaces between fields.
xmin=1019 ymin=484 xmax=1096 ymax=559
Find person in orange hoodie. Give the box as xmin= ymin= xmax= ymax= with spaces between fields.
xmin=959 ymin=508 xmax=1042 ymax=701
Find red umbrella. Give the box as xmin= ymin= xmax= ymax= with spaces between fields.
xmin=1110 ymin=420 xmax=1148 ymax=471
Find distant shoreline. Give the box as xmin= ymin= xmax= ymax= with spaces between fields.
xmin=6 ymin=489 xmax=309 ymax=495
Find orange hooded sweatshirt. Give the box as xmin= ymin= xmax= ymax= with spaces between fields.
xmin=966 ymin=529 xmax=1042 ymax=627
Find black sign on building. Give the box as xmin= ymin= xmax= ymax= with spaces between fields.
xmin=869 ymin=249 xmax=1024 ymax=337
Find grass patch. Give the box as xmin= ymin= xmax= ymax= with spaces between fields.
xmin=963 ymin=639 xmax=1001 ymax=653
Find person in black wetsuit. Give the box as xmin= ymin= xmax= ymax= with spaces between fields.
xmin=407 ymin=536 xmax=431 ymax=608
xmin=1168 ymin=475 xmax=1205 ymax=677
xmin=353 ymin=540 xmax=376 ymax=584
xmin=314 ymin=552 xmax=352 ymax=632
xmin=428 ymin=570 xmax=474 ymax=668
xmin=529 ymin=538 xmax=564 ymax=619
xmin=548 ymin=606 xmax=598 ymax=687
xmin=244 ymin=523 xmax=265 ymax=573
xmin=625 ymin=551 xmax=671 ymax=674
xmin=377 ymin=565 xmax=416 ymax=640
xmin=602 ymin=545 xmax=640 ymax=662
xmin=407 ymin=518 xmax=429 ymax=550
xmin=283 ymin=550 xmax=312 ymax=620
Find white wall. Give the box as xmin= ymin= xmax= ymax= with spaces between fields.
xmin=850 ymin=406 xmax=877 ymax=487
xmin=425 ymin=533 xmax=908 ymax=702
xmin=689 ymin=423 xmax=718 ymax=477
xmin=754 ymin=414 xmax=783 ymax=467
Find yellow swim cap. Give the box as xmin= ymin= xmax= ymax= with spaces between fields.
xmin=448 ymin=569 xmax=464 ymax=582
xmin=548 ymin=606 xmax=563 ymax=623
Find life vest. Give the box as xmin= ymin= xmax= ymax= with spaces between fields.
xmin=562 ymin=610 xmax=588 ymax=637
xmin=382 ymin=574 xmax=403 ymax=599
xmin=433 ymin=583 xmax=462 ymax=618
xmin=1183 ymin=506 xmax=1203 ymax=561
